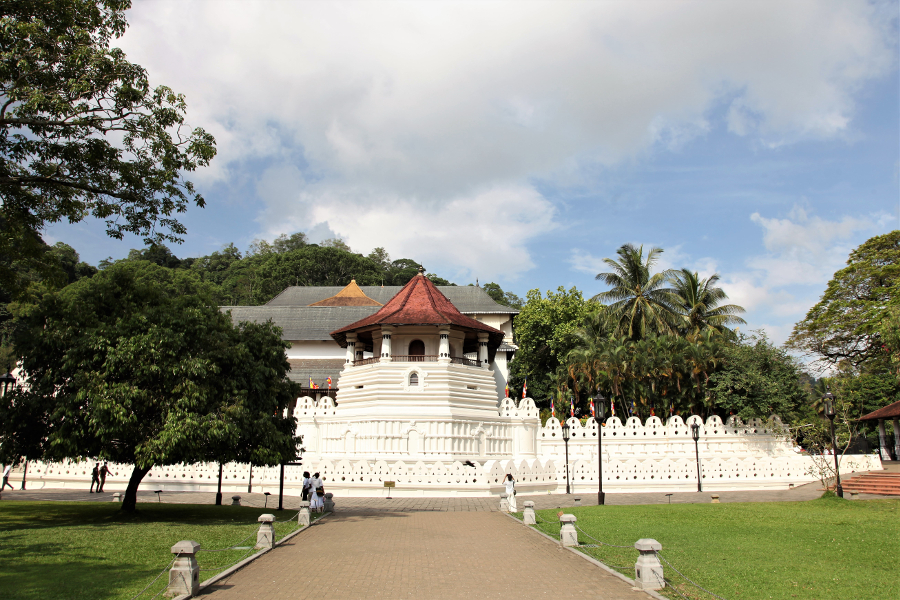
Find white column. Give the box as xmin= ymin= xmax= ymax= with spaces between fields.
xmin=346 ymin=333 xmax=357 ymax=365
xmin=381 ymin=326 xmax=393 ymax=362
xmin=892 ymin=418 xmax=900 ymax=461
xmin=477 ymin=333 xmax=489 ymax=367
xmin=438 ymin=328 xmax=450 ymax=362
xmin=878 ymin=419 xmax=890 ymax=461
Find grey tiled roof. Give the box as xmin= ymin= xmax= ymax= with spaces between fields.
xmin=287 ymin=359 xmax=345 ymax=386
xmin=266 ymin=285 xmax=518 ymax=314
xmin=222 ymin=306 xmax=379 ymax=340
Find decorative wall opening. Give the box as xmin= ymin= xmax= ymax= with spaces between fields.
xmin=408 ymin=340 xmax=425 ymax=356
xmin=409 ymin=372 xmax=419 ymax=386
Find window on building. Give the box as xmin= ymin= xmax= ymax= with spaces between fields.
xmin=408 ymin=339 xmax=425 ymax=356
xmin=409 ymin=372 xmax=419 ymax=386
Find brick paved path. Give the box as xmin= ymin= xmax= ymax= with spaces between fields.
xmin=200 ymin=510 xmax=648 ymax=599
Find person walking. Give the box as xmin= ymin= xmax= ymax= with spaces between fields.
xmin=98 ymin=462 xmax=111 ymax=492
xmin=504 ymin=473 xmax=517 ymax=512
xmin=301 ymin=471 xmax=311 ymax=502
xmin=309 ymin=472 xmax=324 ymax=512
xmin=1 ymin=464 xmax=13 ymax=491
xmin=90 ymin=463 xmax=100 ymax=493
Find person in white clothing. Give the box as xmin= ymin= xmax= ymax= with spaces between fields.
xmin=504 ymin=473 xmax=516 ymax=512
xmin=309 ymin=472 xmax=324 ymax=512
xmin=2 ymin=464 xmax=13 ymax=491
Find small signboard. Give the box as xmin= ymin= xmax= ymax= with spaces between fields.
xmin=383 ymin=481 xmax=395 ymax=488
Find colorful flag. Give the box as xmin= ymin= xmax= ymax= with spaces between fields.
xmin=670 ymin=403 xmax=674 ymax=416
xmin=590 ymin=399 xmax=595 ymax=418
xmin=551 ymin=394 xmax=556 ymax=419
xmin=505 ymin=384 xmax=509 ymax=398
xmin=610 ymin=400 xmax=615 ymax=417
xmin=327 ymin=377 xmax=333 ymax=389
xmin=650 ymin=407 xmax=656 ymax=417
xmin=631 ymin=400 xmax=636 ymax=415
xmin=570 ymin=397 xmax=575 ymax=418
xmin=309 ymin=376 xmax=313 ymax=388
xmin=522 ymin=379 xmax=527 ymax=399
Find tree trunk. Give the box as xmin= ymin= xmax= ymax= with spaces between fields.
xmin=121 ymin=465 xmax=151 ymax=512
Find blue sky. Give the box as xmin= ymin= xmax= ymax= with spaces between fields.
xmin=46 ymin=1 xmax=899 ymax=344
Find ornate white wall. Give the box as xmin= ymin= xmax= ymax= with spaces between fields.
xmin=23 ymin=397 xmax=881 ymax=497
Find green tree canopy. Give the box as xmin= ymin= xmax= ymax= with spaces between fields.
xmin=670 ymin=268 xmax=746 ymax=338
xmin=2 ymin=261 xmax=299 ymax=510
xmin=0 ymin=0 xmax=216 ymax=299
xmin=787 ymin=231 xmax=900 ymax=371
xmin=594 ymin=244 xmax=681 ymax=339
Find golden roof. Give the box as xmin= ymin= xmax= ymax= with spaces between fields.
xmin=309 ymin=280 xmax=383 ymax=307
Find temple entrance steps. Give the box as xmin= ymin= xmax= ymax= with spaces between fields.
xmin=842 ymin=472 xmax=900 ymax=496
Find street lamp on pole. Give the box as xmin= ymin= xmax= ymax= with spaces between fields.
xmin=822 ymin=388 xmax=844 ymax=498
xmin=0 ymin=371 xmax=15 ymax=396
xmin=691 ymin=422 xmax=702 ymax=492
xmin=561 ymin=420 xmax=571 ymax=495
xmin=596 ymin=390 xmax=607 ymax=506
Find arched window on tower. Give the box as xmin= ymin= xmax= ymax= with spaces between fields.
xmin=408 ymin=339 xmax=425 ymax=356
xmin=409 ymin=372 xmax=419 ymax=386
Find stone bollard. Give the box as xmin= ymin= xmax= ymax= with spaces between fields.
xmin=499 ymin=493 xmax=509 ymax=512
xmin=559 ymin=514 xmax=578 ymax=547
xmin=298 ymin=500 xmax=311 ymax=526
xmin=850 ymin=491 xmax=860 ymax=500
xmin=231 ymin=495 xmax=241 ymax=506
xmin=710 ymin=494 xmax=720 ymax=504
xmin=167 ymin=541 xmax=200 ymax=597
xmin=634 ymin=538 xmax=664 ymax=591
xmin=574 ymin=497 xmax=581 ymax=506
xmin=111 ymin=492 xmax=121 ymax=503
xmin=523 ymin=501 xmax=536 ymax=525
xmin=255 ymin=514 xmax=275 ymax=549
xmin=324 ymin=492 xmax=335 ymax=512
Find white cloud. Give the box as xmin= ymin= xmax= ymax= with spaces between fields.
xmin=114 ymin=0 xmax=895 ymax=277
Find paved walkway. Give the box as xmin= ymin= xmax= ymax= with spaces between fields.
xmin=200 ymin=510 xmax=648 ymax=599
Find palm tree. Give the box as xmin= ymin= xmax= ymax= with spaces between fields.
xmin=670 ymin=269 xmax=746 ymax=338
xmin=594 ymin=244 xmax=681 ymax=340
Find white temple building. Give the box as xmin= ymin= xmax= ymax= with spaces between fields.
xmin=19 ymin=271 xmax=881 ymax=496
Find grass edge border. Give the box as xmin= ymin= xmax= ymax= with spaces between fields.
xmin=170 ymin=512 xmax=332 ymax=600
xmin=501 ymin=512 xmax=667 ymax=600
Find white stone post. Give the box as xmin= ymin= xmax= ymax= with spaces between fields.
xmin=298 ymin=500 xmax=311 ymax=526
xmin=381 ymin=326 xmax=393 ymax=362
xmin=499 ymin=493 xmax=509 ymax=512
xmin=346 ymin=333 xmax=357 ymax=365
xmin=477 ymin=333 xmax=489 ymax=367
xmin=634 ymin=538 xmax=664 ymax=591
xmin=168 ymin=541 xmax=200 ymax=597
xmin=559 ymin=514 xmax=578 ymax=547
xmin=256 ymin=514 xmax=275 ymax=549
xmin=438 ymin=328 xmax=451 ymax=362
xmin=231 ymin=495 xmax=241 ymax=506
xmin=523 ymin=501 xmax=536 ymax=524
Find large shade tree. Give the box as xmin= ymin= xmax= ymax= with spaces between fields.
xmin=0 ymin=0 xmax=216 ymax=299
xmin=1 ymin=261 xmax=299 ymax=510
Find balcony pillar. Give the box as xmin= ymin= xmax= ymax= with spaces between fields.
xmin=477 ymin=333 xmax=489 ymax=367
xmin=381 ymin=326 xmax=393 ymax=362
xmin=346 ymin=333 xmax=357 ymax=365
xmin=439 ymin=328 xmax=451 ymax=363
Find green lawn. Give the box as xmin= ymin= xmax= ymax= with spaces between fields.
xmin=520 ymin=496 xmax=899 ymax=600
xmin=0 ymin=501 xmax=317 ymax=600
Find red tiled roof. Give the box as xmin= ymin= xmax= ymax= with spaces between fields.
xmin=330 ymin=273 xmax=503 ymax=346
xmin=859 ymin=399 xmax=900 ymax=421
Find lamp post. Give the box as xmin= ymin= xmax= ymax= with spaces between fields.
xmin=596 ymin=391 xmax=607 ymax=506
xmin=561 ymin=420 xmax=571 ymax=495
xmin=0 ymin=371 xmax=15 ymax=396
xmin=822 ymin=388 xmax=843 ymax=498
xmin=691 ymin=422 xmax=702 ymax=492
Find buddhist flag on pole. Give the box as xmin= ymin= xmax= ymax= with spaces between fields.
xmin=522 ymin=379 xmax=527 ymax=399
xmin=570 ymin=397 xmax=575 ymax=418
xmin=590 ymin=399 xmax=595 ymax=418
xmin=327 ymin=377 xmax=333 ymax=390
xmin=610 ymin=400 xmax=615 ymax=417
xmin=551 ymin=395 xmax=555 ymax=419
xmin=309 ymin=376 xmax=313 ymax=388
xmin=505 ymin=384 xmax=509 ymax=398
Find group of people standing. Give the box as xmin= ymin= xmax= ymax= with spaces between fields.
xmin=90 ymin=463 xmax=111 ymax=493
xmin=301 ymin=471 xmax=325 ymax=512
